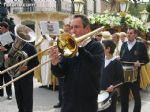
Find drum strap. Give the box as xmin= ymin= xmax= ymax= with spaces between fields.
xmin=135 ymin=42 xmax=140 ymax=60
xmin=121 ymin=42 xmax=140 ymax=61
xmin=121 ymin=42 xmax=128 ymax=58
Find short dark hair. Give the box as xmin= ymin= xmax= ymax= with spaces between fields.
xmin=0 ymin=21 xmax=9 ymax=29
xmin=127 ymin=27 xmax=138 ymax=34
xmin=102 ymin=40 xmax=116 ymax=54
xmin=73 ymin=14 xmax=90 ymax=28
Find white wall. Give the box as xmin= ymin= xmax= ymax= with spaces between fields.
xmin=86 ymin=0 xmax=102 ymax=16
xmin=87 ymin=0 xmax=94 ymax=15
xmin=146 ymin=22 xmax=150 ymax=29
xmin=96 ymin=0 xmax=101 ymax=14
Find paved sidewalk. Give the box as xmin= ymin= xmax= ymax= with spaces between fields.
xmin=1 ymin=79 xmax=150 ymax=112
xmin=0 ymin=79 xmax=59 ymax=112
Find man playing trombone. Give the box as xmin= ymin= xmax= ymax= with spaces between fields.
xmin=50 ymin=14 xmax=104 ymax=112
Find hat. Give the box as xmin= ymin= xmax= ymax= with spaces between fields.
xmin=120 ymin=32 xmax=126 ymax=37
xmin=101 ymin=31 xmax=112 ymax=40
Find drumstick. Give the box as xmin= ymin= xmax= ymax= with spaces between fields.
xmin=100 ymin=82 xmax=123 ymax=94
xmin=113 ymin=82 xmax=123 ymax=88
xmin=122 ymin=61 xmax=144 ymax=65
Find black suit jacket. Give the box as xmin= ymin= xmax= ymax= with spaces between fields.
xmin=120 ymin=41 xmax=149 ymax=64
xmin=120 ymin=41 xmax=149 ymax=81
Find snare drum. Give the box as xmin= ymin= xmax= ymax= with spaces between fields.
xmin=97 ymin=91 xmax=111 ymax=111
xmin=123 ymin=66 xmax=138 ymax=83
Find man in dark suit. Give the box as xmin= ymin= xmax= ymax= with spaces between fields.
xmin=50 ymin=14 xmax=104 ymax=112
xmin=120 ymin=28 xmax=149 ymax=112
xmin=13 ymin=42 xmax=39 ymax=112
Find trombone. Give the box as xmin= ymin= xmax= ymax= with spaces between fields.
xmin=0 ymin=26 xmax=104 ymax=89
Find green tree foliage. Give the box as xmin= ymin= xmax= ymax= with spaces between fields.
xmin=146 ymin=3 xmax=150 ymax=22
xmin=129 ymin=3 xmax=145 ymax=18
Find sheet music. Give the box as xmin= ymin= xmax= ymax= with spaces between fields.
xmin=0 ymin=32 xmax=13 ymax=46
xmin=39 ymin=21 xmax=59 ymax=35
xmin=39 ymin=21 xmax=48 ymax=35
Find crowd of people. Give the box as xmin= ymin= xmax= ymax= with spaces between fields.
xmin=0 ymin=13 xmax=150 ymax=112
xmin=50 ymin=14 xmax=150 ymax=112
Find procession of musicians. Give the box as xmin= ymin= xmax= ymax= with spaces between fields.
xmin=0 ymin=13 xmax=150 ymax=112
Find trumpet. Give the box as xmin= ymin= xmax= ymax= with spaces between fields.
xmin=0 ymin=26 xmax=104 ymax=89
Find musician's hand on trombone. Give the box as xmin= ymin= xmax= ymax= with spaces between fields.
xmin=19 ymin=66 xmax=28 ymax=72
xmin=115 ymin=56 xmax=120 ymax=60
xmin=134 ymin=60 xmax=141 ymax=67
xmin=106 ymin=85 xmax=114 ymax=92
xmin=4 ymin=54 xmax=9 ymax=61
xmin=50 ymin=46 xmax=60 ymax=66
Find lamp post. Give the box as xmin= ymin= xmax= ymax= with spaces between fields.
xmin=117 ymin=0 xmax=129 ymax=12
xmin=116 ymin=0 xmax=129 ymax=17
xmin=140 ymin=9 xmax=149 ymax=24
xmin=73 ymin=0 xmax=85 ymax=14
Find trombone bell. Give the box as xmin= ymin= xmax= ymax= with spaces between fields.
xmin=57 ymin=27 xmax=104 ymax=58
xmin=57 ymin=33 xmax=77 ymax=58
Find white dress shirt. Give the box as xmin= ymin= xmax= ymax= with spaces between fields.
xmin=127 ymin=39 xmax=136 ymax=51
xmin=105 ymin=57 xmax=116 ymax=68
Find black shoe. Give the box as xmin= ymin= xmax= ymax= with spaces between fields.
xmin=53 ymin=103 xmax=61 ymax=108
xmin=0 ymin=95 xmax=3 ymax=97
xmin=48 ymin=85 xmax=53 ymax=90
xmin=39 ymin=85 xmax=47 ymax=88
xmin=7 ymin=95 xmax=12 ymax=100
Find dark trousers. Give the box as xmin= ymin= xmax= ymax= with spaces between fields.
xmin=14 ymin=75 xmax=33 ymax=112
xmin=120 ymin=81 xmax=141 ymax=112
xmin=61 ymin=99 xmax=97 ymax=112
xmin=99 ymin=92 xmax=117 ymax=112
xmin=58 ymin=77 xmax=65 ymax=105
xmin=0 ymin=66 xmax=12 ymax=96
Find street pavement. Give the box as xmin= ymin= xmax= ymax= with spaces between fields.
xmin=1 ymin=78 xmax=150 ymax=112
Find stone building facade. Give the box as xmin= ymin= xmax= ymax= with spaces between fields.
xmin=4 ymin=0 xmax=109 ymax=41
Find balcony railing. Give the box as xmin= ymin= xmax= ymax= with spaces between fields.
xmin=61 ymin=1 xmax=72 ymax=13
xmin=5 ymin=1 xmax=72 ymax=14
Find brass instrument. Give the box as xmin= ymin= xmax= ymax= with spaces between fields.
xmin=35 ymin=36 xmax=44 ymax=47
xmin=0 ymin=26 xmax=104 ymax=89
xmin=58 ymin=26 xmax=104 ymax=57
xmin=4 ymin=24 xmax=36 ymax=77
